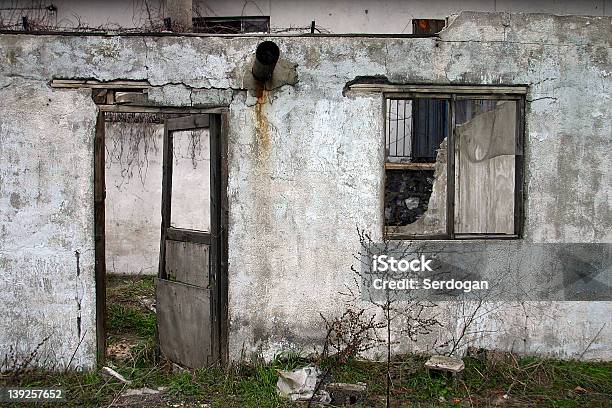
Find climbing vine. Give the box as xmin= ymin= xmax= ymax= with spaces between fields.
xmin=105 ymin=112 xmax=204 ymax=187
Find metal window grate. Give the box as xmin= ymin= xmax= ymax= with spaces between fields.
xmin=386 ymin=98 xmax=449 ymax=162
xmin=385 ymin=99 xmax=411 ymax=160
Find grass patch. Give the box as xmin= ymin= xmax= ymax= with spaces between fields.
xmin=107 ymin=303 xmax=156 ymax=338
xmin=2 ymin=350 xmax=611 ymax=407
xmin=324 ymin=353 xmax=612 ymax=407
xmin=106 ymin=275 xmax=156 ymax=356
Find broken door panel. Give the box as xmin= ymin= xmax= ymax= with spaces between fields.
xmin=454 ymin=100 xmax=518 ymax=234
xmin=156 ymin=279 xmax=211 ymax=368
xmin=165 ymin=240 xmax=210 ymax=288
xmin=157 ymin=114 xmax=220 ymax=369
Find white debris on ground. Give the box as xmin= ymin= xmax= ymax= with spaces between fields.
xmin=276 ymin=366 xmax=331 ymax=403
xmin=424 ymin=355 xmax=465 ymax=373
xmin=139 ymin=296 xmax=156 ymax=313
xmin=121 ymin=387 xmax=160 ymax=397
xmin=100 ymin=366 xmax=132 ymax=384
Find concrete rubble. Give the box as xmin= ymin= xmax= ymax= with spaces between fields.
xmin=121 ymin=387 xmax=161 ymax=397
xmin=424 ymin=355 xmax=465 ymax=373
xmin=327 ymin=382 xmax=367 ymax=405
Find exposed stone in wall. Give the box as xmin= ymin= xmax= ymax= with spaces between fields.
xmin=385 ymin=169 xmax=435 ymax=225
xmin=386 ymin=139 xmax=448 ymax=236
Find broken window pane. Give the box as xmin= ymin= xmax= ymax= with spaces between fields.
xmin=454 ymin=99 xmax=518 ymax=234
xmin=193 ymin=18 xmax=241 ymax=34
xmin=383 ymin=91 xmax=523 ymax=239
xmin=384 ymin=98 xmax=449 ymax=236
xmin=170 ymin=129 xmax=210 ymax=232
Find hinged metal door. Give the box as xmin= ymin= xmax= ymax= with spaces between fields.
xmin=156 ymin=114 xmax=222 ymax=368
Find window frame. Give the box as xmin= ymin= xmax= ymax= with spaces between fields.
xmin=192 ymin=16 xmax=270 ymax=34
xmin=382 ymin=87 xmax=526 ymax=240
xmin=412 ymin=19 xmax=446 ymax=35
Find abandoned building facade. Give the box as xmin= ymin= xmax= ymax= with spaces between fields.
xmin=0 ymin=9 xmax=611 ymax=370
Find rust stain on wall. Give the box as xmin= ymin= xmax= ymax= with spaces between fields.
xmin=254 ymin=84 xmax=270 ymax=157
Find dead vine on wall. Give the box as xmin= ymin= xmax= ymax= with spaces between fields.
xmin=105 ymin=112 xmax=161 ymax=187
xmin=105 ymin=112 xmax=204 ymax=187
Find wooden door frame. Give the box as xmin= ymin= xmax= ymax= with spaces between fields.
xmin=94 ymin=111 xmax=106 ymax=365
xmin=94 ymin=106 xmax=229 ymax=366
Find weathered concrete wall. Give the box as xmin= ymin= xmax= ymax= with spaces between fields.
xmin=0 ymin=81 xmax=97 ymax=369
xmin=0 ymin=11 xmax=610 ymax=367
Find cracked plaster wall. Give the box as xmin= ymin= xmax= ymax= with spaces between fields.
xmin=0 ymin=11 xmax=610 ymax=367
xmin=0 ymin=81 xmax=97 ymax=370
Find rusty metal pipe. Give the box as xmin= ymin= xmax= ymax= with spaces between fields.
xmin=252 ymin=41 xmax=280 ymax=83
